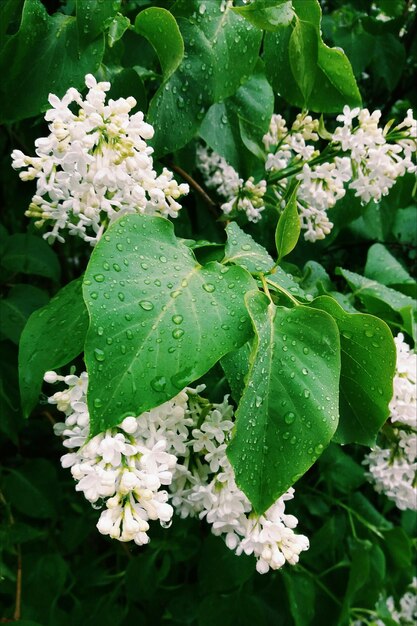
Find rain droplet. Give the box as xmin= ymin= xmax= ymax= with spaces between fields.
xmin=202 ymin=283 xmax=215 ymax=293
xmin=139 ymin=300 xmax=154 ymax=311
xmin=151 ymin=376 xmax=167 ymax=392
xmin=172 ymin=328 xmax=184 ymax=340
xmin=113 ymin=263 xmax=121 ymax=272
xmin=94 ymin=348 xmax=105 ymax=362
xmin=284 ymin=411 xmax=296 ymax=425
xmin=118 ymin=292 xmax=125 ymax=302
xmin=172 ymin=314 xmax=183 ymax=325
xmin=94 ymin=274 xmax=105 ymax=283
xmin=116 ymin=243 xmax=123 ymax=251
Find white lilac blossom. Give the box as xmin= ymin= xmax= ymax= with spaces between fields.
xmin=353 ymin=577 xmax=417 ymax=626
xmin=333 ymin=106 xmax=417 ymax=204
xmin=263 ymin=109 xmax=416 ymax=243
xmin=11 ymin=74 xmax=189 ymax=245
xmin=47 ymin=370 xmax=309 ymax=572
xmin=171 ymin=394 xmax=310 ymax=574
xmin=197 ymin=145 xmax=267 ymax=222
xmin=364 ymin=334 xmax=417 ymax=511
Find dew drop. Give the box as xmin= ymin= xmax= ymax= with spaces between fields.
xmin=151 ymin=376 xmax=167 ymax=392
xmin=113 ymin=263 xmax=121 ymax=272
xmin=202 ymin=283 xmax=215 ymax=293
xmin=172 ymin=328 xmax=184 ymax=340
xmin=139 ymin=300 xmax=154 ymax=311
xmin=284 ymin=411 xmax=296 ymax=425
xmin=94 ymin=274 xmax=105 ymax=283
xmin=118 ymin=292 xmax=125 ymax=302
xmin=172 ymin=314 xmax=183 ymax=325
xmin=116 ymin=243 xmax=123 ymax=251
xmin=94 ymin=348 xmax=105 ymax=362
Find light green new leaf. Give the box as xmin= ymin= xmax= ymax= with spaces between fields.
xmin=223 ymin=222 xmax=274 ymax=274
xmin=232 ymin=0 xmax=294 ymax=31
xmin=18 ymin=277 xmax=88 ymax=418
xmin=275 ymin=188 xmax=300 ymax=261
xmin=337 ymin=268 xmax=416 ymax=340
xmin=365 ymin=243 xmax=416 ymax=298
xmin=0 ymin=0 xmax=113 ymax=123
xmin=135 ymin=8 xmax=184 ymax=80
xmin=148 ymin=0 xmax=261 ymax=155
xmin=83 ymin=215 xmax=256 ymax=435
xmin=310 ymin=296 xmax=396 ymax=446
xmin=227 ymin=291 xmax=340 ymax=513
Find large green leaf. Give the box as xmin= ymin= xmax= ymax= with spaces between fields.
xmin=310 ymin=296 xmax=396 ymax=446
xmin=83 ymin=215 xmax=256 ymax=435
xmin=18 ymin=277 xmax=88 ymax=417
xmin=199 ymin=65 xmax=274 ymax=170
xmin=227 ymin=291 xmax=340 ymax=513
xmin=288 ymin=18 xmax=318 ymax=104
xmin=264 ymin=0 xmax=361 ymax=112
xmin=134 ymin=7 xmax=184 ymax=80
xmin=148 ymin=0 xmax=261 ymax=155
xmin=223 ymin=222 xmax=274 ymax=274
xmin=0 ymin=0 xmax=115 ymax=123
xmin=337 ymin=268 xmax=416 ymax=340
xmin=220 ymin=341 xmax=251 ymax=402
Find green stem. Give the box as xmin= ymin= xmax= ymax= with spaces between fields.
xmin=296 ymin=564 xmax=342 ymax=606
xmin=265 ymin=276 xmax=300 ymax=307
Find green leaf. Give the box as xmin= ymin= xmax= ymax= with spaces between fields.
xmin=148 ymin=1 xmax=261 ymax=155
xmin=223 ymin=222 xmax=274 ymax=274
xmin=134 ymin=7 xmax=184 ymax=80
xmin=107 ymin=13 xmax=130 ymax=48
xmin=3 ymin=460 xmax=59 ymax=519
xmin=1 ymin=233 xmax=60 ymax=280
xmin=310 ymin=296 xmax=396 ymax=446
xmin=275 ymin=187 xmax=300 ymax=261
xmin=289 ymin=18 xmax=318 ymax=104
xmin=227 ymin=291 xmax=340 ymax=513
xmin=83 ymin=215 xmax=256 ymax=435
xmin=232 ymin=0 xmax=294 ymax=31
xmin=220 ymin=341 xmax=251 ymax=402
xmin=106 ymin=67 xmax=147 ymax=113
xmin=0 ymin=285 xmax=48 ymax=344
xmin=370 ymin=34 xmax=406 ymax=92
xmin=365 ymin=243 xmax=416 ymax=298
xmin=0 ymin=0 xmax=110 ymax=123
xmin=200 ymin=66 xmax=274 ymax=170
xmin=318 ymin=444 xmax=365 ymax=494
xmin=264 ymin=0 xmax=361 ymax=112
xmin=198 ymin=535 xmax=254 ymax=592
xmin=282 ymin=570 xmax=316 ymax=626
xmin=18 ymin=277 xmax=88 ymax=418
xmin=76 ymin=0 xmax=120 ymax=43
xmin=337 ymin=268 xmax=417 ymax=340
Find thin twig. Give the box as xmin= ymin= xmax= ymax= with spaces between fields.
xmin=0 ymin=490 xmax=22 ymax=622
xmin=13 ymin=547 xmax=22 ymax=621
xmin=166 ymin=161 xmax=220 ymax=217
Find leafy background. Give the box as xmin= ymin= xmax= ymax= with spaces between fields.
xmin=0 ymin=0 xmax=416 ymax=625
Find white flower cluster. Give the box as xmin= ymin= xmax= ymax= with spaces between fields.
xmin=364 ymin=333 xmax=417 ymax=511
xmin=11 ymin=74 xmax=189 ymax=245
xmin=353 ymin=577 xmax=417 ymax=626
xmin=197 ymin=145 xmax=267 ymax=222
xmin=264 ymin=108 xmax=416 ymax=243
xmin=197 ymin=108 xmax=416 ymax=243
xmin=46 ymin=370 xmax=308 ymax=572
xmin=333 ymin=106 xmax=417 ymax=203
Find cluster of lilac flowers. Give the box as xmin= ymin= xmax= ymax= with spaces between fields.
xmin=11 ymin=74 xmax=188 ymax=245
xmin=46 ymin=371 xmax=309 ymax=573
xmin=198 ymin=107 xmax=416 ymax=242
